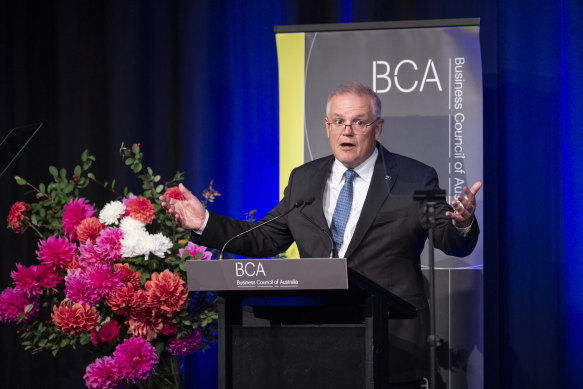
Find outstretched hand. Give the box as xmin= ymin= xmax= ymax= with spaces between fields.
xmin=446 ymin=181 xmax=482 ymax=228
xmin=160 ymin=183 xmax=206 ymax=230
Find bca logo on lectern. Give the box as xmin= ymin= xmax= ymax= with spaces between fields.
xmin=235 ymin=261 xmax=266 ymax=277
xmin=372 ymin=59 xmax=443 ymax=93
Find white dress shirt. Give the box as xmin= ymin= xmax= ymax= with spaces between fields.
xmin=323 ymin=148 xmax=378 ymax=258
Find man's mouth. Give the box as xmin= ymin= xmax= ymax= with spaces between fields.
xmin=340 ymin=142 xmax=355 ymax=149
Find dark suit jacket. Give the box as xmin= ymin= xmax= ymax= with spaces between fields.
xmin=197 ymin=143 xmax=479 ymax=381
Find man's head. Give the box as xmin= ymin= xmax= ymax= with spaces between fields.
xmin=325 ymin=84 xmax=384 ymax=169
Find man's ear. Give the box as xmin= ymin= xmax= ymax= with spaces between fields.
xmin=375 ymin=118 xmax=384 ymax=140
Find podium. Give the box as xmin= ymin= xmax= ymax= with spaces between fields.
xmin=186 ymin=258 xmax=416 ymax=389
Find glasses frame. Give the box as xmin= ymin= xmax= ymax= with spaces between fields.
xmin=326 ymin=117 xmax=380 ymax=134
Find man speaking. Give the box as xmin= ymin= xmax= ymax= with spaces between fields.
xmin=161 ymin=84 xmax=481 ymax=388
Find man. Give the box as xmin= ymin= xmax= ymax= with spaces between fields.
xmin=161 ymin=84 xmax=481 ymax=387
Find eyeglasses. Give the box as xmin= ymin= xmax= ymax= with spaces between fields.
xmin=326 ymin=117 xmax=380 ymax=134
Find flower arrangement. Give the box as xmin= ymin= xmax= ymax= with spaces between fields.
xmin=1 ymin=143 xmax=219 ymax=388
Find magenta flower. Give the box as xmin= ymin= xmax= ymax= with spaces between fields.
xmin=166 ymin=327 xmax=203 ymax=356
xmin=62 ymin=198 xmax=96 ymax=241
xmin=85 ymin=264 xmax=125 ymax=298
xmin=35 ymin=263 xmax=63 ymax=289
xmin=78 ymin=240 xmax=102 ymax=269
xmin=178 ymin=242 xmax=212 ymax=260
xmin=95 ymin=227 xmax=124 ymax=262
xmin=36 ymin=235 xmax=77 ymax=271
xmin=65 ymin=270 xmax=102 ymax=305
xmin=11 ymin=263 xmax=43 ymax=298
xmin=84 ymin=356 xmax=121 ymax=389
xmin=121 ymin=194 xmax=138 ymax=217
xmin=0 ymin=288 xmax=38 ymax=323
xmin=113 ymin=337 xmax=158 ymax=382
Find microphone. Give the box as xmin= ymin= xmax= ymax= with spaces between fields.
xmin=299 ymin=197 xmax=337 ymax=258
xmin=218 ymin=199 xmax=305 ymax=260
xmin=0 ymin=122 xmax=43 ymax=179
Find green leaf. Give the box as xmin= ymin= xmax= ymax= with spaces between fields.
xmin=132 ymin=143 xmax=140 ymax=154
xmin=83 ymin=161 xmax=92 ymax=170
xmin=79 ymin=333 xmax=91 ymax=346
xmin=52 ymin=349 xmax=58 ymax=357
xmin=155 ymin=184 xmax=164 ymax=193
xmin=59 ymin=168 xmax=67 ymax=179
xmin=147 ymin=167 xmax=153 ymax=175
xmin=60 ymin=338 xmax=69 ymax=348
xmin=49 ymin=166 xmax=58 ymax=177
xmin=31 ymin=214 xmax=38 ymax=225
xmin=87 ymin=172 xmax=95 ymax=180
xmin=39 ymin=183 xmax=46 ymax=193
xmin=15 ymin=176 xmax=27 ymax=185
xmin=125 ymin=158 xmax=134 ymax=166
xmin=132 ymin=163 xmax=142 ymax=173
xmin=153 ymin=175 xmax=161 ymax=182
xmin=111 ymin=179 xmax=116 ymax=191
xmin=74 ymin=165 xmax=81 ymax=178
xmin=24 ymin=303 xmax=34 ymax=313
xmin=81 ymin=150 xmax=88 ymax=162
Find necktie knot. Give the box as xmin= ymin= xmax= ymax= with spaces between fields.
xmin=344 ymin=169 xmax=357 ymax=183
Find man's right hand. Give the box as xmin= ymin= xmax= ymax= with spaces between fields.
xmin=160 ymin=183 xmax=206 ymax=230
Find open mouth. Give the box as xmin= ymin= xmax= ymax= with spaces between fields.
xmin=340 ymin=142 xmax=355 ymax=149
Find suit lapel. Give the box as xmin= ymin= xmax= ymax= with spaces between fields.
xmin=299 ymin=157 xmax=333 ymax=232
xmin=345 ymin=145 xmax=397 ymax=258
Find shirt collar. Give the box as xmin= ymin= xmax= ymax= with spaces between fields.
xmin=332 ymin=148 xmax=378 ymax=184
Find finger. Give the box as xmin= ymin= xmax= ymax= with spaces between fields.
xmin=468 ymin=181 xmax=482 ymax=196
xmin=451 ymin=200 xmax=470 ymax=218
xmin=456 ymin=193 xmax=474 ymax=214
xmin=179 ymin=183 xmax=197 ymax=201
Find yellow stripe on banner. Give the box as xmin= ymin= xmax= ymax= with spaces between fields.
xmin=276 ymin=32 xmax=304 ymax=259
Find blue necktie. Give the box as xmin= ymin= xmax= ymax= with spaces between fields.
xmin=330 ymin=169 xmax=357 ymax=253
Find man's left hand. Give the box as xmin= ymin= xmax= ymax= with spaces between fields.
xmin=446 ymin=181 xmax=482 ymax=228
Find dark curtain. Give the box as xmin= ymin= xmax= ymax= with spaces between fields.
xmin=1 ymin=0 xmax=582 ymax=388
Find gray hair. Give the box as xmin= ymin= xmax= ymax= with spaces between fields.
xmin=325 ymin=83 xmax=382 ymax=118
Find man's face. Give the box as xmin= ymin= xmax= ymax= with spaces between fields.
xmin=325 ymin=93 xmax=383 ymax=169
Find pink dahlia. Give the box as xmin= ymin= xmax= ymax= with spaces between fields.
xmin=179 ymin=242 xmax=212 ymax=260
xmin=7 ymin=201 xmax=29 ymax=233
xmin=122 ymin=194 xmax=138 ymax=217
xmin=113 ymin=337 xmax=158 ymax=382
xmin=166 ymin=327 xmax=203 ymax=356
xmin=85 ymin=264 xmax=125 ymax=298
xmin=11 ymin=263 xmax=43 ymax=298
xmin=65 ymin=270 xmax=102 ymax=305
xmin=36 ymin=235 xmax=77 ymax=271
xmin=125 ymin=197 xmax=155 ymax=224
xmin=76 ymin=217 xmax=105 ymax=244
xmin=62 ymin=198 xmax=95 ymax=241
xmin=162 ymin=186 xmax=187 ymax=200
xmin=127 ymin=310 xmax=164 ymax=341
xmin=51 ymin=300 xmax=99 ymax=335
xmin=35 ymin=263 xmax=64 ymax=288
xmin=0 ymin=288 xmax=38 ymax=323
xmin=78 ymin=240 xmax=102 ymax=269
xmin=94 ymin=227 xmax=123 ymax=262
xmin=84 ymin=356 xmax=121 ymax=389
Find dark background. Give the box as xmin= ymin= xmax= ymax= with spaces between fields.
xmin=1 ymin=0 xmax=581 ymax=388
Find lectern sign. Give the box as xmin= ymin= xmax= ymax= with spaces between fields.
xmin=186 ymin=258 xmax=348 ymax=291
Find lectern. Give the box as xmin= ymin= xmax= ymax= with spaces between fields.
xmin=186 ymin=258 xmax=416 ymax=389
